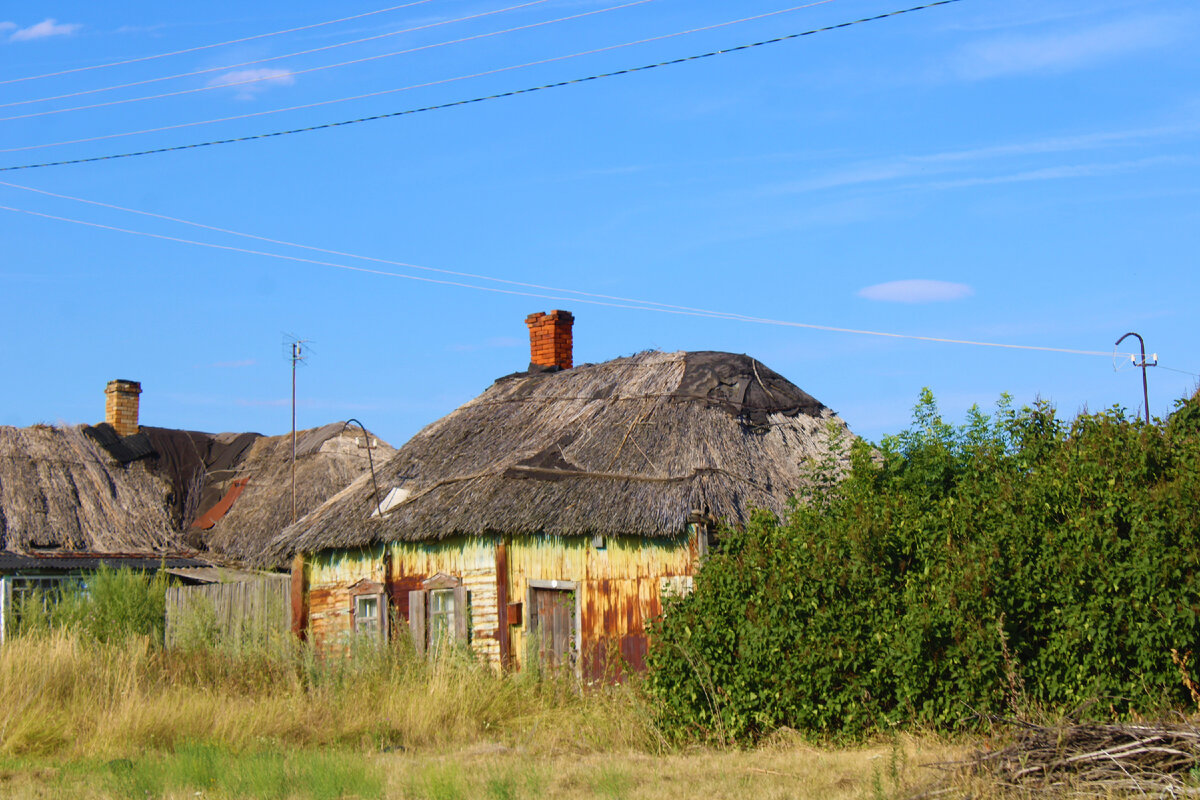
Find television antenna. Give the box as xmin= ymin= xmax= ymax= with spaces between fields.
xmin=284 ymin=334 xmax=312 ymax=524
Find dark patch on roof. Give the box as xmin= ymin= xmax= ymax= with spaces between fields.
xmin=0 ymin=552 xmax=208 ymax=572
xmin=678 ymin=352 xmax=826 ymax=431
xmin=83 ymin=423 xmax=155 ymax=464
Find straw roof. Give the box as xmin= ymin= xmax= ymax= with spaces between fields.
xmin=195 ymin=424 xmax=395 ymax=563
xmin=0 ymin=424 xmax=181 ymax=554
xmin=269 ymin=351 xmax=854 ymax=561
xmin=0 ymin=421 xmax=393 ymax=566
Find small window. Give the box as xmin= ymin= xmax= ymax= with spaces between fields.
xmin=355 ymin=594 xmax=381 ymax=636
xmin=428 ymin=588 xmax=455 ymax=648
xmin=347 ymin=579 xmax=388 ymax=640
xmin=408 ymin=574 xmax=468 ymax=657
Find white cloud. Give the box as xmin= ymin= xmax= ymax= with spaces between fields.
xmin=952 ymin=16 xmax=1179 ymax=79
xmin=8 ymin=18 xmax=82 ymax=42
xmin=206 ymin=68 xmax=294 ymax=99
xmin=858 ymin=280 xmax=974 ymax=304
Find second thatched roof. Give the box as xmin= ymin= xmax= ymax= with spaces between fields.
xmin=267 ymin=350 xmax=853 ymax=561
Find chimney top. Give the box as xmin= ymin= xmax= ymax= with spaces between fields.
xmin=105 ymin=379 xmax=142 ymax=438
xmin=525 ymin=310 xmax=574 ymax=371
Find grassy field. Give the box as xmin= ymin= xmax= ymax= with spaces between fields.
xmin=0 ymin=630 xmax=973 ymax=799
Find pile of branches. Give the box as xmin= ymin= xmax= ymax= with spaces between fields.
xmin=921 ymin=718 xmax=1200 ymax=797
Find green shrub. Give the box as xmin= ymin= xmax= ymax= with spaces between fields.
xmin=13 ymin=564 xmax=169 ymax=644
xmin=647 ymin=390 xmax=1200 ymax=740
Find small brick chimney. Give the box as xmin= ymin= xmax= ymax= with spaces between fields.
xmin=105 ymin=379 xmax=142 ymax=437
xmin=525 ymin=310 xmax=574 ymax=371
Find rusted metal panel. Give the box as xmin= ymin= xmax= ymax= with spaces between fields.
xmin=191 ymin=477 xmax=250 ymax=530
xmin=496 ymin=538 xmax=511 ymax=669
xmin=290 ymin=553 xmax=308 ymax=640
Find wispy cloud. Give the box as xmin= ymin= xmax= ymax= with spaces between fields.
xmin=6 ymin=18 xmax=82 ymax=42
xmin=206 ymin=68 xmax=294 ymax=99
xmin=763 ymin=123 xmax=1200 ymax=197
xmin=951 ymin=15 xmax=1181 ymax=80
xmin=208 ymin=359 xmax=257 ymax=369
xmin=923 ymin=155 xmax=1197 ymax=190
xmin=858 ymin=280 xmax=974 ymax=304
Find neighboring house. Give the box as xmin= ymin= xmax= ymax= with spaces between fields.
xmin=267 ymin=311 xmax=855 ymax=679
xmin=0 ymin=380 xmax=393 ymax=644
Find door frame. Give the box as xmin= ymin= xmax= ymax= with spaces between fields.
xmin=525 ymin=579 xmax=581 ymax=676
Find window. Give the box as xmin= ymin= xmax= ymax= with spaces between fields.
xmin=428 ymin=588 xmax=455 ymax=649
xmin=355 ymin=594 xmax=381 ymax=636
xmin=408 ymin=573 xmax=468 ymax=656
xmin=347 ymin=579 xmax=388 ymax=640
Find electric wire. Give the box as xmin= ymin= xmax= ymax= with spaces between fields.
xmin=2 ymin=0 xmax=834 ymax=153
xmin=0 ymin=196 xmax=1131 ymax=359
xmin=0 ymin=0 xmax=582 ymax=120
xmin=0 ymin=0 xmax=954 ymax=168
xmin=0 ymin=0 xmax=439 ymax=86
xmin=0 ymin=178 xmax=708 ymax=315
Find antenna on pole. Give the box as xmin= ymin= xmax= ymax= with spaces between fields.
xmin=1115 ymin=331 xmax=1156 ymax=424
xmin=284 ymin=334 xmax=311 ymax=524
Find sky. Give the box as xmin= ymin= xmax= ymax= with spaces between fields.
xmin=1 ymin=0 xmax=1197 ymax=448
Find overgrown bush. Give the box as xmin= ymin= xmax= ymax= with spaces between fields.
xmin=647 ymin=390 xmax=1200 ymax=741
xmin=13 ymin=564 xmax=168 ymax=643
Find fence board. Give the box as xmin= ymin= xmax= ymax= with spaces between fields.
xmin=166 ymin=576 xmax=290 ymax=649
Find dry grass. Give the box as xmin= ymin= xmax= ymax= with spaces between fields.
xmin=0 ymin=629 xmax=659 ymax=760
xmin=0 ymin=631 xmax=997 ymax=799
xmin=0 ymin=736 xmax=970 ymax=800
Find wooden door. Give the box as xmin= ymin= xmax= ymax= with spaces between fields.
xmin=532 ymin=588 xmax=575 ymax=670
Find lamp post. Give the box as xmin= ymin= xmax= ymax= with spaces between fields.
xmin=1115 ymin=332 xmax=1156 ymax=424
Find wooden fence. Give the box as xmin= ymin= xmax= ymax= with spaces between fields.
xmin=165 ymin=576 xmax=291 ymax=649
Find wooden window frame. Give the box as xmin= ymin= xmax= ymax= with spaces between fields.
xmin=525 ymin=579 xmax=582 ymax=676
xmin=408 ymin=573 xmax=468 ymax=657
xmin=348 ymin=578 xmax=388 ymax=640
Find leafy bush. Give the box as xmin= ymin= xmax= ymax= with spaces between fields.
xmin=647 ymin=390 xmax=1200 ymax=741
xmin=14 ymin=564 xmax=168 ymax=643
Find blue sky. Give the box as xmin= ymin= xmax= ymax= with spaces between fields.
xmin=1 ymin=0 xmax=1197 ymax=447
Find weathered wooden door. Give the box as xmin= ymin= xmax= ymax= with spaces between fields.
xmin=532 ymin=588 xmax=575 ymax=670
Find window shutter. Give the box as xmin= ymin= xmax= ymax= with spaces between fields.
xmin=408 ymin=590 xmax=426 ymax=656
xmin=453 ymin=584 xmax=468 ymax=642
xmin=379 ymin=593 xmax=390 ymax=641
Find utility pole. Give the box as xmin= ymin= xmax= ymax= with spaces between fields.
xmin=287 ymin=337 xmax=310 ymax=524
xmin=1115 ymin=332 xmax=1156 ymax=424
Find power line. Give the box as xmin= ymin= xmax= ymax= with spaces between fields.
xmin=1 ymin=0 xmax=837 ymax=155
xmin=0 ymin=0 xmax=439 ymax=86
xmin=0 ymin=0 xmax=961 ymax=171
xmin=0 ymin=193 xmax=1130 ymax=359
xmin=0 ymin=0 xmax=573 ymax=120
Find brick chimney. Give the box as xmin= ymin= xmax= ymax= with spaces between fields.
xmin=525 ymin=310 xmax=574 ymax=370
xmin=105 ymin=379 xmax=142 ymax=437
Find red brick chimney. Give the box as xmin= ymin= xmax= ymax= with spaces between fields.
xmin=525 ymin=310 xmax=574 ymax=370
xmin=105 ymin=379 xmax=141 ymax=437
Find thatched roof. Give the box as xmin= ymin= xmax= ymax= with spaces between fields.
xmin=268 ymin=351 xmax=854 ymax=560
xmin=192 ymin=424 xmax=395 ymax=563
xmin=0 ymin=420 xmax=393 ymax=567
xmin=0 ymin=424 xmax=181 ymax=554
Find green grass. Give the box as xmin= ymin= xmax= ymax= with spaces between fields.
xmin=102 ymin=743 xmax=384 ymax=800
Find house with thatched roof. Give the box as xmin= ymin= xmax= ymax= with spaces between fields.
xmin=269 ymin=311 xmax=854 ymax=678
xmin=0 ymin=380 xmax=393 ymax=643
